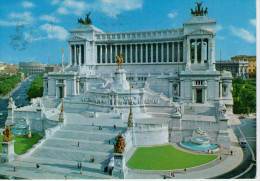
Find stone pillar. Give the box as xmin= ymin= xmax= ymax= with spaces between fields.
xmin=74 ymin=45 xmax=77 ymax=66
xmin=194 ymin=39 xmax=197 ymax=64
xmin=69 ymin=45 xmax=72 ymax=66
xmin=140 ymin=44 xmax=143 ymax=63
xmin=166 ymin=43 xmax=169 ymax=62
xmin=135 ymin=44 xmax=137 ymax=63
xmin=112 ymin=153 xmax=128 ymax=179
xmin=78 ymin=46 xmax=81 ymax=67
xmin=125 ymin=44 xmax=128 ymax=63
xmin=201 ymin=39 xmax=204 ymax=63
xmin=178 ymin=42 xmax=180 ymax=62
xmin=120 ymin=44 xmax=122 ymax=55
xmin=1 ymin=140 xmax=16 ymax=163
xmin=185 ymin=39 xmax=191 ymax=70
xmin=105 ymin=45 xmax=107 ymax=64
xmin=110 ymin=45 xmax=112 ymax=64
xmin=161 ymin=43 xmax=164 ymax=62
xmin=100 ymin=45 xmax=102 ymax=64
xmin=156 ymin=43 xmax=158 ymax=63
xmin=115 ymin=44 xmax=118 ymax=57
xmin=151 ymin=44 xmax=153 ymax=62
xmin=172 ymin=42 xmax=175 ymax=62
xmin=192 ymin=88 xmax=195 ymax=103
xmin=145 ymin=44 xmax=148 ymax=63
xmin=130 ymin=44 xmax=133 ymax=63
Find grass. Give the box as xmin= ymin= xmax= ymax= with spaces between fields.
xmin=127 ymin=145 xmax=218 ymax=170
xmin=0 ymin=133 xmax=42 ymax=155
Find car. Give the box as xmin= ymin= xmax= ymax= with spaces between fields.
xmin=239 ymin=138 xmax=247 ymax=148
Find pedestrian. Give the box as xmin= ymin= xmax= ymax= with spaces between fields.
xmin=184 ymin=168 xmax=187 ymax=172
xmin=77 ymin=162 xmax=80 ymax=168
xmin=108 ymin=140 xmax=110 ymax=144
xmin=78 ymin=142 xmax=80 ymax=147
xmin=113 ymin=124 xmax=116 ymax=129
xmin=220 ymin=156 xmax=222 ymax=160
xmin=171 ymin=172 xmax=174 ymax=177
xmin=80 ymin=168 xmax=82 ymax=175
xmin=230 ymin=150 xmax=233 ymax=155
xmin=36 ymin=163 xmax=40 ymax=168
xmin=64 ymin=176 xmax=67 ymax=180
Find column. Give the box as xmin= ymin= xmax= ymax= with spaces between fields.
xmin=115 ymin=44 xmax=117 ymax=57
xmin=194 ymin=39 xmax=197 ymax=64
xmin=120 ymin=44 xmax=122 ymax=55
xmin=146 ymin=44 xmax=148 ymax=63
xmin=125 ymin=44 xmax=128 ymax=63
xmin=130 ymin=44 xmax=133 ymax=63
xmin=135 ymin=44 xmax=137 ymax=63
xmin=140 ymin=44 xmax=143 ymax=63
xmin=156 ymin=43 xmax=158 ymax=63
xmin=166 ymin=43 xmax=169 ymax=62
xmin=201 ymin=39 xmax=204 ymax=64
xmin=161 ymin=43 xmax=164 ymax=62
xmin=100 ymin=45 xmax=102 ymax=64
xmin=185 ymin=39 xmax=191 ymax=70
xmin=78 ymin=45 xmax=81 ymax=67
xmin=105 ymin=45 xmax=107 ymax=64
xmin=69 ymin=45 xmax=72 ymax=66
xmin=74 ymin=45 xmax=77 ymax=66
xmin=110 ymin=45 xmax=112 ymax=64
xmin=151 ymin=44 xmax=153 ymax=62
xmin=172 ymin=42 xmax=175 ymax=62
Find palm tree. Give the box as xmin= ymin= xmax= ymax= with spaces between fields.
xmin=77 ymin=12 xmax=92 ymax=25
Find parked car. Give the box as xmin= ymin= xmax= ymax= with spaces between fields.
xmin=239 ymin=138 xmax=247 ymax=148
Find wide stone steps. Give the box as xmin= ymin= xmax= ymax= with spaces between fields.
xmin=62 ymin=124 xmax=124 ymax=133
xmin=6 ymin=156 xmax=116 ymax=179
xmin=43 ymin=138 xmax=114 ymax=153
xmin=52 ymin=130 xmax=119 ymax=142
xmin=30 ymin=146 xmax=111 ymax=165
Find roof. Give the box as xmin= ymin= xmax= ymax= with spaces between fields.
xmin=70 ymin=25 xmax=103 ymax=33
xmin=183 ymin=16 xmax=216 ymax=25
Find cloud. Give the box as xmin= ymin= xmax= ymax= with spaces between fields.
xmin=24 ymin=32 xmax=46 ymax=42
xmin=249 ymin=19 xmax=256 ymax=27
xmin=40 ymin=23 xmax=69 ymax=40
xmin=51 ymin=0 xmax=60 ymax=5
xmin=40 ymin=15 xmax=60 ymax=23
xmin=0 ymin=21 xmax=18 ymax=26
xmin=168 ymin=12 xmax=177 ymax=19
xmin=229 ymin=26 xmax=255 ymax=43
xmin=9 ymin=12 xmax=34 ymax=24
xmin=22 ymin=1 xmax=35 ymax=8
xmin=215 ymin=24 xmax=223 ymax=32
xmin=216 ymin=36 xmax=225 ymax=40
xmin=56 ymin=0 xmax=143 ymax=17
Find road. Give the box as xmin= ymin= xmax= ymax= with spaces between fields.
xmin=212 ymin=118 xmax=256 ymax=179
xmin=0 ymin=77 xmax=34 ymax=128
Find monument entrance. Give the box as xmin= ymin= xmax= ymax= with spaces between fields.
xmin=196 ymin=89 xmax=202 ymax=103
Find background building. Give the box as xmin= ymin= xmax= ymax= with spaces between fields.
xmin=215 ymin=60 xmax=249 ymax=79
xmin=19 ymin=62 xmax=44 ymax=76
xmin=231 ymin=55 xmax=256 ymax=78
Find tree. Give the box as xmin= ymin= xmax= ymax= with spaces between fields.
xmin=27 ymin=76 xmax=43 ymax=100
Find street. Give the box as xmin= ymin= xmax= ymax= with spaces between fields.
xmin=212 ymin=118 xmax=256 ymax=179
xmin=0 ymin=77 xmax=34 ymax=128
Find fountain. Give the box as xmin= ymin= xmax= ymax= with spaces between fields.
xmin=180 ymin=138 xmax=219 ymax=151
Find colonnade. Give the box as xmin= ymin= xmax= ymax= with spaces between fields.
xmin=97 ymin=42 xmax=184 ymax=64
xmin=69 ymin=44 xmax=85 ymax=66
xmin=188 ymin=38 xmax=209 ymax=64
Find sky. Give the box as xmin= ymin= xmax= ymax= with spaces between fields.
xmin=0 ymin=0 xmax=256 ymax=65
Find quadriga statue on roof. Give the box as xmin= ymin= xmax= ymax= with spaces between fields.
xmin=78 ymin=12 xmax=92 ymax=25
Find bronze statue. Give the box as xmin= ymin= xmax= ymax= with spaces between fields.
xmin=114 ymin=132 xmax=125 ymax=153
xmin=191 ymin=1 xmax=207 ymax=16
xmin=116 ymin=53 xmax=123 ymax=69
xmin=3 ymin=126 xmax=12 ymax=142
xmin=78 ymin=12 xmax=92 ymax=25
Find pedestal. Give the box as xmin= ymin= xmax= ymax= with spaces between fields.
xmin=112 ymin=153 xmax=128 ymax=179
xmin=1 ymin=140 xmax=15 ymax=163
xmin=110 ymin=69 xmax=130 ymax=92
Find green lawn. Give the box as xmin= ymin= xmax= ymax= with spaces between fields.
xmin=127 ymin=145 xmax=218 ymax=170
xmin=0 ymin=133 xmax=42 ymax=155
